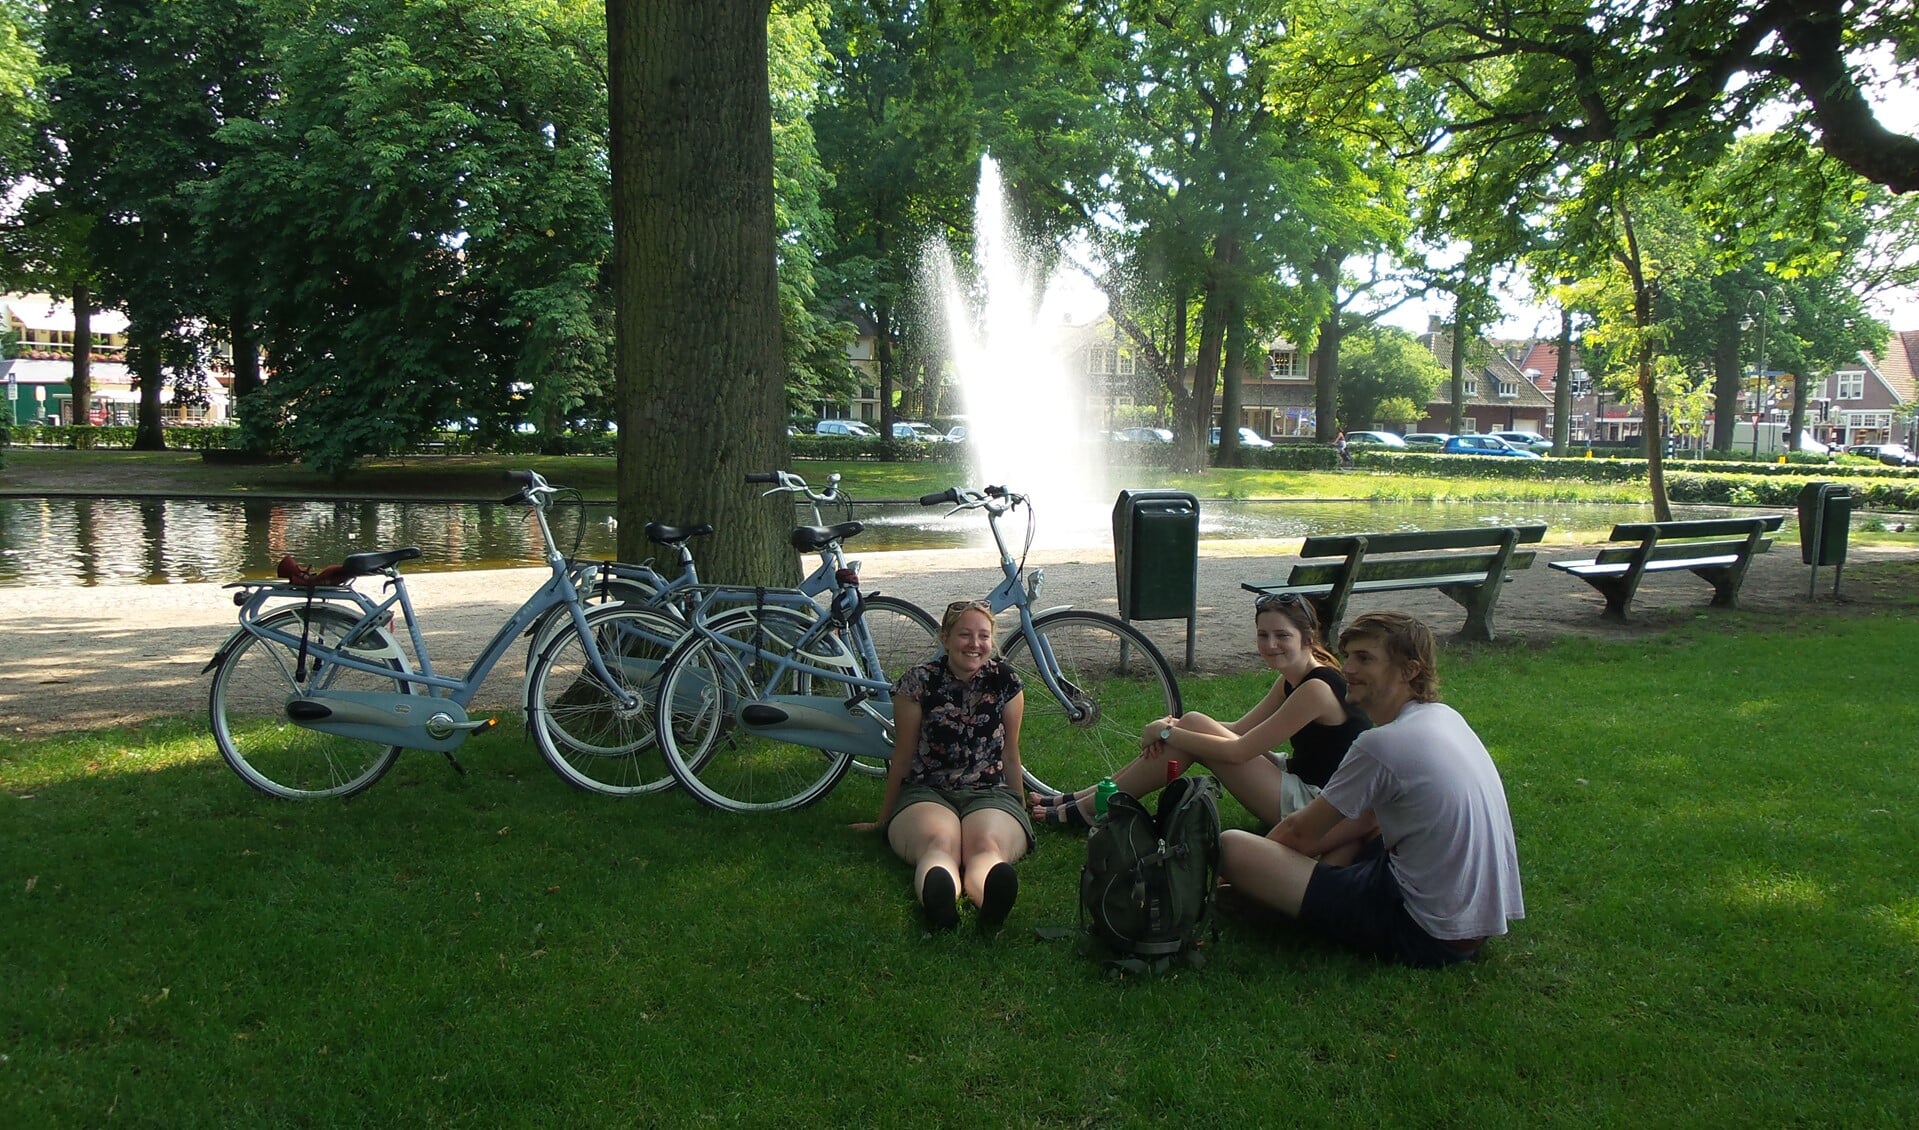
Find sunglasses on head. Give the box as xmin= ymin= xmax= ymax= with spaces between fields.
xmin=1255 ymin=593 xmax=1303 ymax=611
xmin=947 ymin=599 xmax=994 ymax=614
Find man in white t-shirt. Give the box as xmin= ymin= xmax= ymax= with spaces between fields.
xmin=1219 ymin=611 xmax=1524 ymax=966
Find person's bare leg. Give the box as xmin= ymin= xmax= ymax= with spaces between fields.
xmin=1218 ymin=829 xmax=1317 ymax=917
xmin=887 ymin=802 xmax=962 ymax=909
xmin=959 ymin=807 xmax=1027 ymax=930
xmin=956 ymin=808 xmax=1028 ymax=904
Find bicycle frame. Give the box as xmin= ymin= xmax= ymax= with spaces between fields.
xmin=675 ymin=581 xmax=899 ymax=761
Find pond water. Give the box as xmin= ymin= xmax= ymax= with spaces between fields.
xmin=0 ymin=495 xmax=1758 ymax=587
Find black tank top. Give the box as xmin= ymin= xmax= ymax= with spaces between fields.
xmin=1282 ymin=666 xmax=1370 ymax=788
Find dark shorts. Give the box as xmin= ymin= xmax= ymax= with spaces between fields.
xmin=887 ymin=784 xmax=1037 ymax=851
xmin=1297 ymin=840 xmax=1480 ymax=968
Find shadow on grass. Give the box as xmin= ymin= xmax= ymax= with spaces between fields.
xmin=5 ymin=611 xmax=1919 ymax=1123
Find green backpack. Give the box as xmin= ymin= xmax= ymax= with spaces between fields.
xmin=1077 ymin=774 xmax=1222 ymax=974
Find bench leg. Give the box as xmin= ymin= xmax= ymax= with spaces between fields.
xmin=1697 ymin=566 xmax=1742 ymax=608
xmin=1588 ymin=578 xmax=1633 ymax=622
xmin=1439 ymin=583 xmax=1499 ymax=643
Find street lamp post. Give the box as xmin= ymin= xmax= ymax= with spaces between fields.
xmin=1743 ymin=291 xmax=1776 ymax=458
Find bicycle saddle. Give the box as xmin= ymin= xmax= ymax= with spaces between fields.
xmin=645 ymin=521 xmax=715 ymax=546
xmin=338 ymin=546 xmax=424 ymax=577
xmin=789 ymin=522 xmax=863 ymax=552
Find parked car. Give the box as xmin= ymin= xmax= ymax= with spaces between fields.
xmin=1442 ymin=434 xmax=1543 ymax=458
xmin=1208 ymin=426 xmax=1276 ymax=448
xmin=1345 ymin=430 xmax=1407 ymax=449
xmin=815 ymin=419 xmax=878 ymax=438
xmin=890 ymin=421 xmax=944 ymax=442
xmin=945 ymin=424 xmax=968 ymax=442
xmin=1401 ymin=432 xmax=1452 ymax=450
xmin=1848 ymin=442 xmax=1916 ymax=466
xmin=1491 ymin=430 xmax=1553 ymax=454
xmin=1113 ymin=426 xmax=1175 ymax=444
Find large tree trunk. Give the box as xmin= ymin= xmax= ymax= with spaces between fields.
xmin=1191 ymin=290 xmax=1227 ymax=468
xmin=1216 ymin=305 xmax=1249 ymax=468
xmin=71 ymin=284 xmax=93 ymax=427
xmin=129 ymin=318 xmax=166 ymax=451
xmin=875 ymin=303 xmax=896 ymax=453
xmin=610 ymin=0 xmax=792 ymax=584
xmin=1311 ymin=249 xmax=1342 ymax=442
xmin=1315 ymin=311 xmax=1343 ymax=442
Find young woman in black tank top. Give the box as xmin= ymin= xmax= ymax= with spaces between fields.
xmin=1034 ymin=593 xmax=1368 ymax=832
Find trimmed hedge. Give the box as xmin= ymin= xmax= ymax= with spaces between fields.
xmin=1352 ymin=449 xmax=1919 ymax=509
xmin=1357 ymin=449 xmax=1919 ymax=483
xmin=787 ymin=434 xmax=969 ymax=463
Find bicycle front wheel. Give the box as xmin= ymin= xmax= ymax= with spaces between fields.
xmin=655 ymin=609 xmax=856 ymax=813
xmin=843 ymin=594 xmax=940 ymax=778
xmin=209 ymin=606 xmax=408 ymax=800
xmin=1000 ymin=611 xmax=1181 ymax=798
xmin=527 ymin=604 xmax=687 ymax=796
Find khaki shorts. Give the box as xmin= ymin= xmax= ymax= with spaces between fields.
xmin=1272 ymin=755 xmax=1323 ymax=820
xmin=887 ymin=784 xmax=1037 ymax=851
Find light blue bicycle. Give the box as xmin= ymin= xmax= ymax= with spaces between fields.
xmin=206 ymin=470 xmax=686 ymax=799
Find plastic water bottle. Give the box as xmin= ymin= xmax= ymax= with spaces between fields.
xmin=1094 ymin=777 xmax=1117 ymax=820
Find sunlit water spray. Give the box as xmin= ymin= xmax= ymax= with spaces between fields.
xmin=930 ymin=156 xmax=1109 ymax=548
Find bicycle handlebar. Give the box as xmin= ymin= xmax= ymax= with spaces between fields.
xmin=918 ymin=485 xmax=1023 ymax=511
xmin=748 ymin=470 xmax=841 ymax=504
xmin=502 ymin=469 xmax=559 ymax=506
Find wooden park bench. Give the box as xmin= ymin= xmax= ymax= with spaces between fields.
xmin=1240 ymin=524 xmax=1547 ymax=643
xmin=1548 ymin=514 xmax=1786 ymax=621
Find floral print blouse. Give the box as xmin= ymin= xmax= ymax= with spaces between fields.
xmin=891 ymin=656 xmax=1023 ymax=790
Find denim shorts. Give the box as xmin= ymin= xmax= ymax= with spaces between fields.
xmin=1297 ymin=839 xmax=1480 ymax=968
xmin=887 ymin=784 xmax=1036 ymax=850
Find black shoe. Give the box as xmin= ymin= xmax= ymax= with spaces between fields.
xmin=978 ymin=862 xmax=1018 ymax=933
xmin=920 ymin=867 xmax=959 ymax=932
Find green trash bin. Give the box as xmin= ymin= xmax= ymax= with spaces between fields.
xmin=1795 ymin=481 xmax=1851 ymax=597
xmin=1112 ymin=489 xmax=1199 ymax=667
xmin=1796 ymin=481 xmax=1851 ymax=567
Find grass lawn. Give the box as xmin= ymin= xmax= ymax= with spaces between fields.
xmin=5 ymin=610 xmax=1917 ymax=1124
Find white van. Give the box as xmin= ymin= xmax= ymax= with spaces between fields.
xmin=814 ymin=419 xmax=878 ymax=438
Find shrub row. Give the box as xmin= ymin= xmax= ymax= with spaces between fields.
xmin=1356 ymin=449 xmax=1919 ymax=483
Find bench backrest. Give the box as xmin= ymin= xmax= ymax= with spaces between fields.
xmin=1591 ymin=538 xmax=1773 ymax=566
xmin=1290 ymin=548 xmax=1539 ymax=587
xmin=1288 ymin=524 xmax=1545 ymax=587
xmin=1606 ymin=515 xmax=1783 ymax=543
xmin=1591 ymin=515 xmax=1783 ymax=568
xmin=1298 ymin=523 xmax=1547 ymax=559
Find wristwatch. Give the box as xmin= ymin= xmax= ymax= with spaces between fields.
xmin=1159 ymin=726 xmax=1173 ymax=742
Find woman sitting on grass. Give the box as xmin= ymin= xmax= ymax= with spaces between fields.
xmin=1033 ymin=593 xmax=1370 ymax=854
xmin=852 ymin=599 xmax=1033 ymax=932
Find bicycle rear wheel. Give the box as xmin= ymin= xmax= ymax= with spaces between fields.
xmin=999 ymin=610 xmax=1181 ymax=798
xmin=843 ymin=594 xmax=940 ymax=778
xmin=527 ymin=604 xmax=687 ymax=795
xmin=655 ymin=608 xmax=856 ymax=813
xmin=209 ymin=606 xmax=408 ymax=800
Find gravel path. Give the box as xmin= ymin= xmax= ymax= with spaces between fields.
xmin=3 ymin=534 xmax=1909 ymax=739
